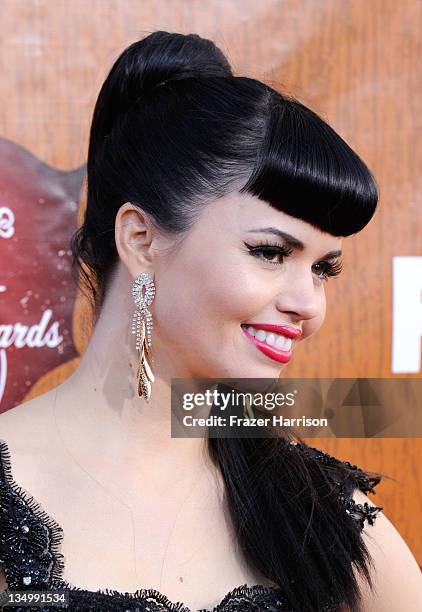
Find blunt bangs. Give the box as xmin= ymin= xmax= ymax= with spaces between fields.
xmin=241 ymin=95 xmax=379 ymax=237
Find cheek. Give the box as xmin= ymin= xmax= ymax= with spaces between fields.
xmin=153 ymin=257 xmax=268 ymax=345
xmin=196 ymin=266 xmax=271 ymax=326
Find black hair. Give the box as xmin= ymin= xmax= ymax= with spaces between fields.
xmin=70 ymin=31 xmax=382 ymax=611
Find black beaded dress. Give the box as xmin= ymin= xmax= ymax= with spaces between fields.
xmin=0 ymin=438 xmax=382 ymax=612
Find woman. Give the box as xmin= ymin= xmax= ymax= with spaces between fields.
xmin=0 ymin=31 xmax=421 ymax=612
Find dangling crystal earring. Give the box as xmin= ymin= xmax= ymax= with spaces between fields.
xmin=243 ymin=395 xmax=256 ymax=420
xmin=131 ymin=272 xmax=156 ymax=402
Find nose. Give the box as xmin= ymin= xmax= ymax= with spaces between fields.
xmin=274 ymin=274 xmax=321 ymax=322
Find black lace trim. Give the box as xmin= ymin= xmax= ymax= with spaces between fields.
xmin=0 ymin=438 xmax=382 ymax=611
xmin=0 ymin=440 xmax=65 ymax=591
xmin=0 ymin=582 xmax=336 ymax=612
xmin=43 ymin=581 xmax=294 ymax=612
xmin=288 ymin=440 xmax=383 ymax=530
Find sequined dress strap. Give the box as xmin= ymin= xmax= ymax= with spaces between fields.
xmin=288 ymin=441 xmax=383 ymax=530
xmin=0 ymin=440 xmax=65 ymax=590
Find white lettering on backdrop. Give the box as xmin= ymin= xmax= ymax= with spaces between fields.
xmin=392 ymin=256 xmax=422 ymax=374
xmin=0 ymin=311 xmax=64 ymax=404
xmin=0 ymin=309 xmax=63 ymax=349
xmin=0 ymin=206 xmax=15 ymax=239
xmin=0 ymin=205 xmax=64 ymax=405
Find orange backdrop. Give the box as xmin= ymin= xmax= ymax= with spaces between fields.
xmin=0 ymin=1 xmax=421 ymax=563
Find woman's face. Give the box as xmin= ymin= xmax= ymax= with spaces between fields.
xmin=147 ymin=192 xmax=343 ymax=379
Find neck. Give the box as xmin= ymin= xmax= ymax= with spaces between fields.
xmin=55 ymin=264 xmax=212 ymax=479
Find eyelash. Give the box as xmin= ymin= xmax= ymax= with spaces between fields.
xmin=244 ymin=240 xmax=343 ymax=281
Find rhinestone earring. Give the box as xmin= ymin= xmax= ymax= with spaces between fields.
xmin=243 ymin=396 xmax=256 ymax=420
xmin=131 ymin=272 xmax=156 ymax=402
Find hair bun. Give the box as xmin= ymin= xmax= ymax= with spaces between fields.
xmin=101 ymin=31 xmax=233 ymax=130
xmin=130 ymin=31 xmax=232 ymax=89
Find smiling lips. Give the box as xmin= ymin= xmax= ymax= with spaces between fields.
xmin=241 ymin=323 xmax=302 ymax=364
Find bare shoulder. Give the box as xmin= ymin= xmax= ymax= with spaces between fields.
xmin=0 ymin=391 xmax=61 ymax=593
xmin=351 ymin=488 xmax=422 ymax=611
xmin=0 ymin=390 xmax=56 ymax=455
xmin=0 ymin=390 xmax=63 ymax=514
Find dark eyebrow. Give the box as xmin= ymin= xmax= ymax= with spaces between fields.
xmin=247 ymin=227 xmax=342 ymax=259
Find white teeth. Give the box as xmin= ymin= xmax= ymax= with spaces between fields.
xmin=255 ymin=329 xmax=267 ymax=342
xmin=265 ymin=332 xmax=277 ymax=346
xmin=243 ymin=325 xmax=293 ymax=351
xmin=276 ymin=335 xmax=292 ymax=351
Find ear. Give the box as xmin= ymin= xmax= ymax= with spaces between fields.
xmin=115 ymin=202 xmax=156 ymax=278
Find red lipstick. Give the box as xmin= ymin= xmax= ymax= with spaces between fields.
xmin=241 ymin=323 xmax=301 ymax=364
xmin=244 ymin=323 xmax=302 ymax=339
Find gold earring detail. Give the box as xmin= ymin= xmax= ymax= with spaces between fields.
xmin=243 ymin=396 xmax=256 ymax=420
xmin=131 ymin=272 xmax=155 ymax=401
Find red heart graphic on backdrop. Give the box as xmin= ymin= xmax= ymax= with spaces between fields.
xmin=0 ymin=138 xmax=85 ymax=412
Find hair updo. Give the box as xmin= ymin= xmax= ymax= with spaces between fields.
xmin=71 ymin=31 xmax=381 ymax=612
xmin=71 ymin=30 xmax=378 ymax=315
